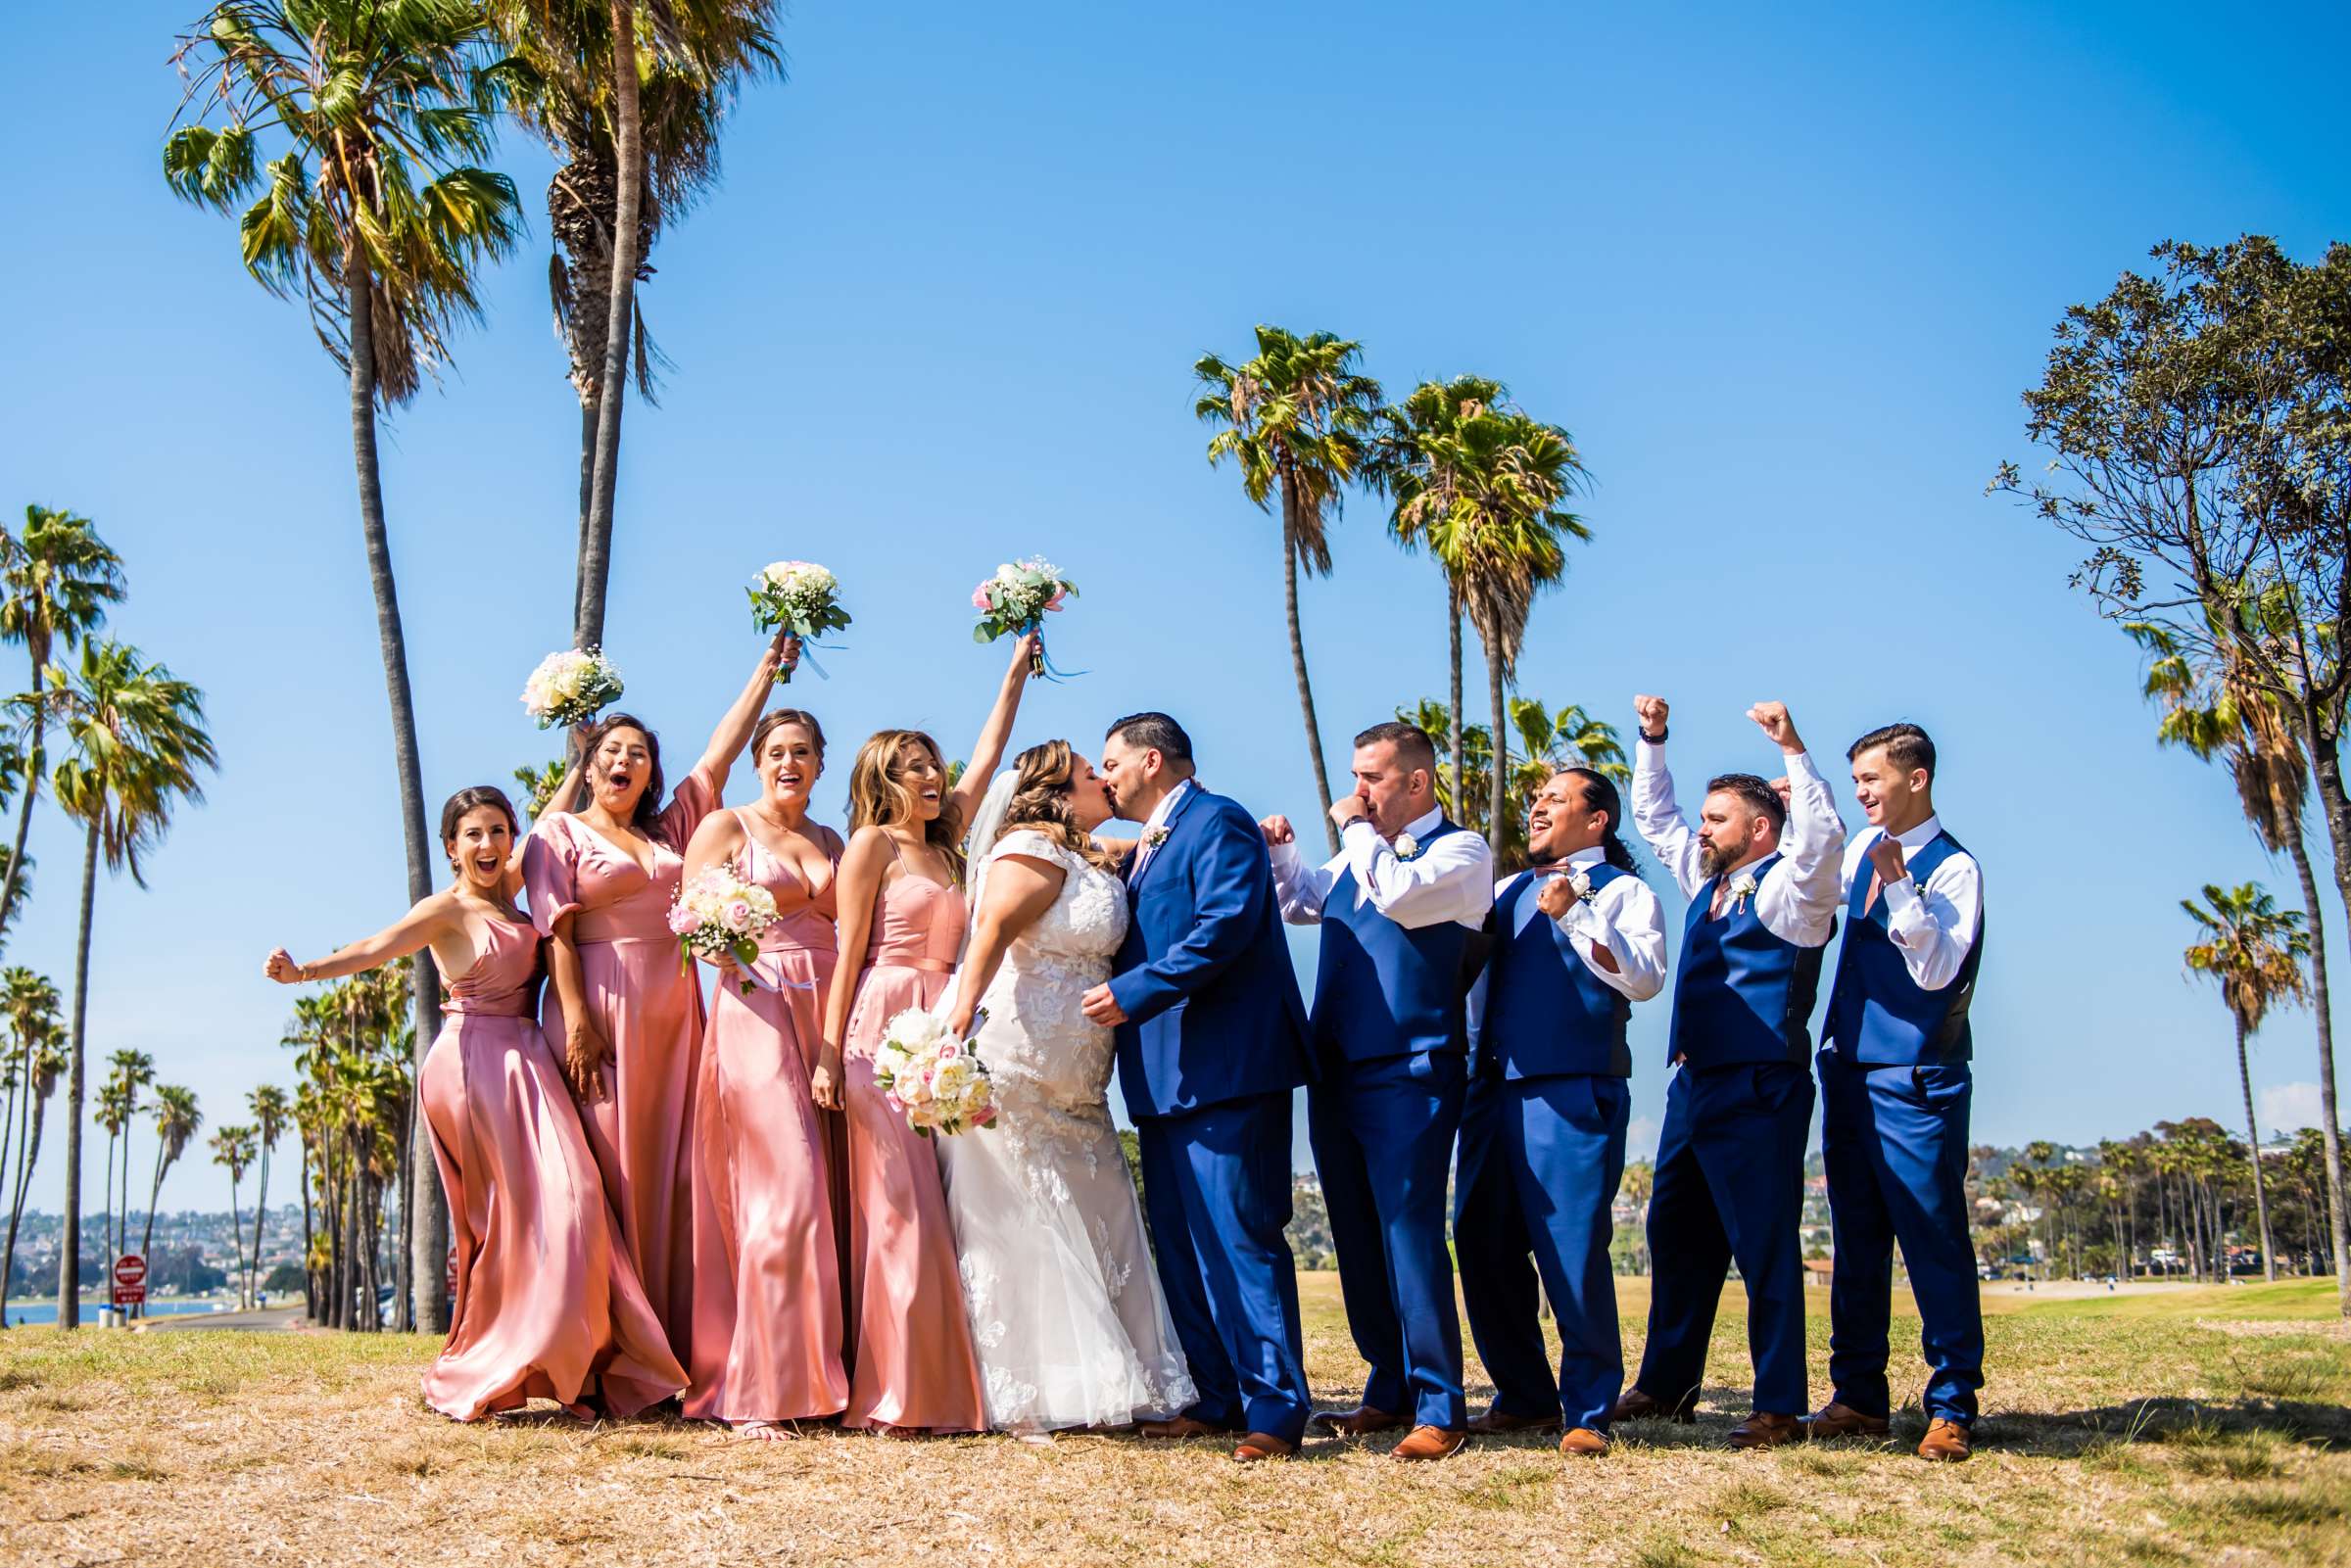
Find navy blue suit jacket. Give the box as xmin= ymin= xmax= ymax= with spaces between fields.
xmin=1109 ymin=784 xmax=1315 ymax=1119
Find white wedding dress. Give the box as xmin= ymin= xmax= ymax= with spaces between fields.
xmin=938 ymin=827 xmax=1197 ymax=1432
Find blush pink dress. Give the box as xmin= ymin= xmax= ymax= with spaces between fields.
xmin=418 ymin=909 xmax=685 ymax=1420
xmin=840 ymin=853 xmax=986 ymax=1432
xmin=685 ymin=812 xmax=849 ymax=1423
xmin=523 ymin=766 xmax=718 ymax=1367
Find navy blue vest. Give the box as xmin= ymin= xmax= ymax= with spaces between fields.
xmin=1482 ymin=865 xmax=1634 ymax=1080
xmin=1311 ymin=820 xmax=1472 ymax=1063
xmin=1666 ymin=851 xmax=1824 ymax=1069
xmin=1825 ymin=831 xmax=1981 ymax=1066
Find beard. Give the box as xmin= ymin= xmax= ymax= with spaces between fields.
xmin=1700 ymin=834 xmax=1748 ymax=880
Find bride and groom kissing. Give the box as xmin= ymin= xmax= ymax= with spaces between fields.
xmin=936 ymin=710 xmax=1315 ymax=1461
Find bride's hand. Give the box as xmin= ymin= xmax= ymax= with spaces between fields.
xmin=943 ymin=999 xmax=977 ymax=1041
xmin=810 ymin=1044 xmax=843 ymax=1112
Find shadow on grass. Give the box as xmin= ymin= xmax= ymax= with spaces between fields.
xmin=1607 ymin=1393 xmax=2351 ymax=1459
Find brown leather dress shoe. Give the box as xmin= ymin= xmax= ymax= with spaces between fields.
xmin=1608 ymin=1387 xmax=1698 ymax=1425
xmin=1391 ymin=1425 xmax=1468 ymax=1461
xmin=1466 ymin=1407 xmax=1562 ymax=1435
xmin=1802 ymin=1401 xmax=1892 ymax=1440
xmin=1726 ymin=1411 xmax=1802 ymax=1449
xmin=1232 ymin=1432 xmax=1296 ymax=1463
xmin=1559 ymin=1427 xmax=1609 ymax=1457
xmin=1917 ymin=1418 xmax=1973 ymax=1462
xmin=1314 ymin=1405 xmax=1406 ymax=1438
xmin=1138 ymin=1415 xmax=1230 ymax=1440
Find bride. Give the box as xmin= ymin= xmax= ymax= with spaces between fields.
xmin=937 ymin=741 xmax=1196 ymax=1433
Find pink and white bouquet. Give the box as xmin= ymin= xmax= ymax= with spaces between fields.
xmin=872 ymin=1007 xmax=997 ymax=1137
xmin=668 ymin=866 xmax=781 ymax=993
xmin=520 ymin=647 xmax=624 ymax=730
xmin=971 ymin=555 xmax=1078 ymax=678
xmin=747 ymin=560 xmax=851 ymax=685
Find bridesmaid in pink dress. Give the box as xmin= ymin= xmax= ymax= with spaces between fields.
xmin=681 ymin=706 xmax=850 ymax=1436
xmin=525 ymin=632 xmax=795 ymax=1368
xmin=815 ymin=633 xmax=1037 ymax=1435
xmin=264 ymin=785 xmax=684 ymax=1420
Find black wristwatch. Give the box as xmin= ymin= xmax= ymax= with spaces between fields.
xmin=1640 ymin=727 xmax=1667 ymax=744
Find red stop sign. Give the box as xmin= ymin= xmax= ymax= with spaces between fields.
xmin=112 ymin=1253 xmax=147 ymax=1306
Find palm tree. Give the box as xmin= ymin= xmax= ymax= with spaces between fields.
xmin=0 ymin=1034 xmax=60 ymax=1325
xmin=140 ymin=1087 xmax=204 ymax=1305
xmin=102 ymin=1048 xmax=154 ymax=1271
xmin=168 ymin=3 xmax=520 ymax=1336
xmin=0 ymin=508 xmax=124 ymax=955
xmin=2183 ymin=881 xmax=2307 ymax=1283
xmin=247 ymin=1084 xmax=289 ymax=1308
xmin=2134 ymin=616 xmax=2351 ymax=1311
xmin=483 ymin=0 xmax=782 ymax=647
xmin=1368 ymin=375 xmax=1508 ymax=817
xmin=48 ymin=642 xmax=214 ymax=1328
xmin=209 ymin=1124 xmax=259 ymax=1307
xmin=1436 ymin=410 xmax=1591 ymax=853
xmin=1195 ymin=326 xmax=1384 ymax=853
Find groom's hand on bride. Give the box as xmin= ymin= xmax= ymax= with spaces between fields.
xmin=1080 ymin=982 xmax=1128 ymax=1026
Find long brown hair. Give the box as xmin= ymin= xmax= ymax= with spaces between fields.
xmin=997 ymin=740 xmax=1119 ymax=870
xmin=574 ymin=712 xmax=673 ymax=841
xmin=847 ymin=728 xmax=965 ymax=880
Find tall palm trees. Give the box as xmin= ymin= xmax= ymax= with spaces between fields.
xmin=1196 ymin=327 xmax=1383 ymax=852
xmin=0 ymin=971 xmax=61 ymax=1326
xmin=0 ymin=508 xmax=123 ymax=954
xmin=2183 ymin=881 xmax=2308 ymax=1283
xmin=168 ymin=1 xmax=521 ymax=1335
xmin=139 ymin=1086 xmax=203 ymax=1302
xmin=209 ymin=1123 xmax=257 ymax=1307
xmin=247 ymin=1084 xmax=289 ymax=1309
xmin=49 ymin=643 xmax=214 ymax=1327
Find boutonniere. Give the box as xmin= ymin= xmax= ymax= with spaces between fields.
xmin=1142 ymin=826 xmax=1171 ymax=850
xmin=1727 ymin=871 xmax=1759 ymax=914
xmin=1392 ymin=832 xmax=1423 ymax=862
xmin=1566 ymin=868 xmax=1595 ymax=902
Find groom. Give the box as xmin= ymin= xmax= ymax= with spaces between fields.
xmin=1080 ymin=712 xmax=1318 ymax=1463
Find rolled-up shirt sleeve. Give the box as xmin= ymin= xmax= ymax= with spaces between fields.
xmin=1631 ymin=739 xmax=1707 ymax=899
xmin=1881 ymin=848 xmax=1982 ymax=991
xmin=1342 ymin=821 xmax=1494 ymax=929
xmin=1757 ymin=749 xmax=1847 ymax=947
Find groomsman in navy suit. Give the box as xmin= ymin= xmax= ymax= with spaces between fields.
xmin=1802 ymin=722 xmax=1985 ymax=1463
xmin=1266 ymin=721 xmax=1495 ymax=1462
xmin=1619 ymin=697 xmax=1845 ymax=1449
xmin=1083 ymin=712 xmax=1318 ymax=1463
xmin=1455 ymin=767 xmax=1668 ymax=1457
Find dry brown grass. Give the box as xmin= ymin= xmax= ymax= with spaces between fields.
xmin=2 ymin=1275 xmax=2349 ymax=1565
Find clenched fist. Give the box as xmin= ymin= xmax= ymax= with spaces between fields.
xmin=1866 ymin=832 xmax=1909 ymax=888
xmin=1634 ymin=694 xmax=1669 ymax=739
xmin=1535 ymin=872 xmax=1581 ymax=919
xmin=1260 ymin=814 xmax=1297 ymax=847
xmin=1747 ymin=701 xmax=1804 ymax=756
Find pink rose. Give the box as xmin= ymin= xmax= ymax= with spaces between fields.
xmin=938 ymin=1039 xmax=963 ymax=1060
xmin=971 ymin=1105 xmax=996 ymax=1126
xmin=667 ymin=905 xmax=698 ymax=935
xmin=724 ymin=898 xmax=755 ymax=931
xmin=1045 ymin=588 xmax=1068 ymax=611
xmin=971 ymin=583 xmax=993 ymax=610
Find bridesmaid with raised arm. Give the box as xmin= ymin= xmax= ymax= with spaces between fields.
xmin=264 ymin=784 xmax=684 ymax=1421
xmin=681 ymin=706 xmax=850 ymax=1436
xmin=816 ymin=633 xmax=1037 ymax=1436
xmin=525 ymin=631 xmax=796 ymax=1366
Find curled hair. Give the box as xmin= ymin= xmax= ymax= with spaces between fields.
xmin=1353 ymin=720 xmax=1438 ymax=779
xmin=440 ymin=785 xmax=518 ymax=847
xmin=1707 ymin=772 xmax=1787 ymax=832
xmin=753 ymin=707 xmax=827 ymax=761
xmin=847 ymin=729 xmax=966 ymax=881
xmin=575 ymin=712 xmax=671 ymax=840
xmin=1559 ymin=768 xmax=1640 ymax=876
xmin=1105 ymin=712 xmax=1195 ymax=775
xmin=1847 ymin=721 xmax=1936 ymax=781
xmin=996 ymin=740 xmax=1120 ymax=871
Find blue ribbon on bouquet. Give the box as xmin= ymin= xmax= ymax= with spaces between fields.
xmin=777 ymin=637 xmax=842 ymax=685
xmin=1023 ymin=621 xmax=1086 ymax=682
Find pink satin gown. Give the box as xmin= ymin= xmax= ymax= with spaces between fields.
xmin=685 ymin=812 xmax=849 ymax=1422
xmin=418 ymin=910 xmax=686 ymax=1420
xmin=523 ymin=766 xmax=718 ymax=1367
xmin=840 ymin=861 xmax=987 ymax=1432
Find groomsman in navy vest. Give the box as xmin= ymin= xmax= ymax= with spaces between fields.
xmin=1454 ymin=767 xmax=1668 ymax=1457
xmin=1802 ymin=723 xmax=1984 ymax=1463
xmin=1618 ymin=697 xmax=1845 ymax=1449
xmin=1265 ymin=721 xmax=1494 ymax=1461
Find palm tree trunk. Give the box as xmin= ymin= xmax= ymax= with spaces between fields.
xmin=299 ymin=1140 xmax=315 ymax=1321
xmin=344 ymin=254 xmax=451 ymax=1337
xmin=577 ymin=0 xmax=643 ymax=658
xmin=0 ymin=721 xmax=41 ymax=952
xmin=140 ymin=1141 xmax=166 ymax=1269
xmin=1447 ymin=576 xmax=1464 ymax=819
xmin=2 ymin=1098 xmax=43 ymax=1325
xmin=573 ymin=397 xmax=598 ymax=639
xmin=1277 ymin=476 xmax=1339 ymax=854
xmin=1486 ymin=633 xmax=1509 ymax=858
xmin=55 ymin=819 xmax=97 ymax=1329
xmin=2235 ymin=1015 xmax=2278 ymax=1281
xmin=249 ymin=1146 xmax=269 ymax=1310
xmin=2280 ymin=823 xmax=2351 ymax=1308
xmin=225 ymin=1172 xmax=245 ymax=1309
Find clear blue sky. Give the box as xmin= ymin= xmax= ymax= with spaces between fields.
xmin=3 ymin=1 xmax=2347 ymax=1211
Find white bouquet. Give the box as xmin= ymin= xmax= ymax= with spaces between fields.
xmin=667 ymin=866 xmax=781 ymax=993
xmin=872 ymin=1007 xmax=997 ymax=1137
xmin=520 ymin=647 xmax=624 ymax=730
xmin=971 ymin=555 xmax=1078 ymax=678
xmin=747 ymin=560 xmax=851 ymax=685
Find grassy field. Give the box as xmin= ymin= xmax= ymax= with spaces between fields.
xmin=1 ymin=1275 xmax=2348 ymax=1565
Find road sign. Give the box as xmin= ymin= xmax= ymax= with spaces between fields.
xmin=111 ymin=1253 xmax=147 ymax=1307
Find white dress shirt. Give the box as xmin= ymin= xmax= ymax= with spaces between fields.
xmin=1127 ymin=779 xmax=1195 ymax=883
xmin=1630 ymin=738 xmax=1845 ymax=948
xmin=1510 ymin=847 xmax=1670 ymax=1003
xmin=1271 ymin=805 xmax=1495 ymax=930
xmin=1839 ymin=814 xmax=1982 ymax=992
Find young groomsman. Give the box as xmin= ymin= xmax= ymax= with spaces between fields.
xmin=1454 ymin=768 xmax=1668 ymax=1458
xmin=1619 ymin=697 xmax=1845 ymax=1449
xmin=1265 ymin=722 xmax=1495 ymax=1461
xmin=1803 ymin=723 xmax=1985 ymax=1463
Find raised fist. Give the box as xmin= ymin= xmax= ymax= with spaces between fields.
xmin=1634 ymin=694 xmax=1669 ymax=737
xmin=1747 ymin=701 xmax=1804 ymax=755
